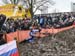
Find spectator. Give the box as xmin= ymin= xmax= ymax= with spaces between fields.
xmin=0 ymin=34 xmax=6 ymax=45
xmin=39 ymin=16 xmax=44 ymax=27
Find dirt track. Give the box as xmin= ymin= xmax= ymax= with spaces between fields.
xmin=19 ymin=28 xmax=75 ymax=56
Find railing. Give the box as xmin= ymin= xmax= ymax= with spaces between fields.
xmin=4 ymin=25 xmax=74 ymax=43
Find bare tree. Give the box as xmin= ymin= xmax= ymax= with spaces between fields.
xmin=25 ymin=0 xmax=55 ymax=18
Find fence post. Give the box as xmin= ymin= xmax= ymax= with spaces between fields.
xmin=17 ymin=30 xmax=20 ymax=43
xmin=52 ymin=27 xmax=55 ymax=39
xmin=14 ymin=38 xmax=21 ymax=56
xmin=3 ymin=32 xmax=7 ymax=43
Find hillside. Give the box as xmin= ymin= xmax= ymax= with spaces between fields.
xmin=19 ymin=28 xmax=75 ymax=56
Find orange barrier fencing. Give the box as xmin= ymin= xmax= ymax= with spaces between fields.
xmin=52 ymin=25 xmax=74 ymax=34
xmin=6 ymin=30 xmax=30 ymax=42
xmin=6 ymin=25 xmax=75 ymax=42
xmin=18 ymin=30 xmax=30 ymax=42
xmin=6 ymin=31 xmax=18 ymax=42
xmin=40 ymin=25 xmax=74 ymax=34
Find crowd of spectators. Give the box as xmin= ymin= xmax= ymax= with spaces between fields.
xmin=0 ymin=13 xmax=75 ymax=34
xmin=2 ymin=18 xmax=32 ymax=33
xmin=34 ymin=14 xmax=75 ymax=28
xmin=0 ymin=13 xmax=75 ymax=45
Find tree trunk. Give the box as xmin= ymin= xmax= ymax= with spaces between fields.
xmin=30 ymin=0 xmax=34 ymax=19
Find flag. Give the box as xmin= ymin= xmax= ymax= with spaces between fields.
xmin=0 ymin=40 xmax=19 ymax=56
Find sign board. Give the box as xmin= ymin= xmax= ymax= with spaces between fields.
xmin=0 ymin=4 xmax=31 ymax=19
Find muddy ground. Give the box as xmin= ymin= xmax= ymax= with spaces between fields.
xmin=19 ymin=28 xmax=75 ymax=56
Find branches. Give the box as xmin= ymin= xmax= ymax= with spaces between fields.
xmin=33 ymin=0 xmax=49 ymax=13
xmin=21 ymin=0 xmax=55 ymax=16
xmin=33 ymin=0 xmax=46 ymax=5
xmin=26 ymin=0 xmax=31 ymax=6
